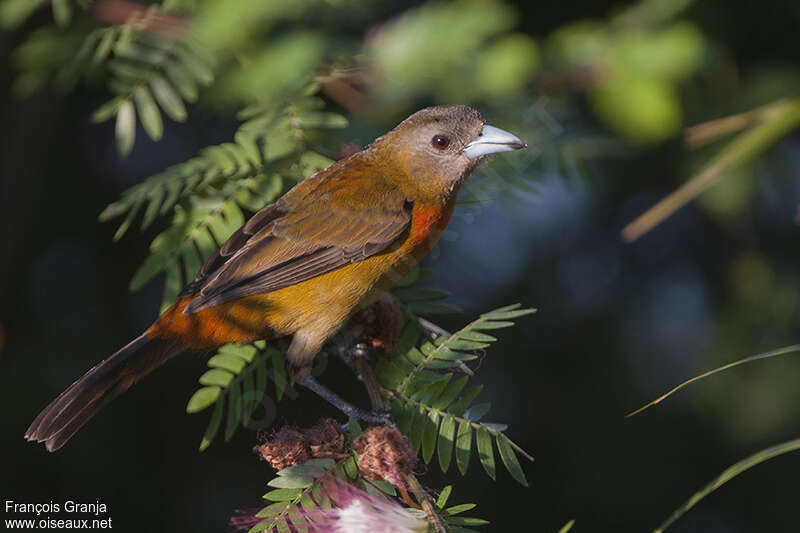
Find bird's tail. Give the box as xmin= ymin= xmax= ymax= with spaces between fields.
xmin=25 ymin=333 xmax=182 ymax=452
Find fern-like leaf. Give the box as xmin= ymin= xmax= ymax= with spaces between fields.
xmin=186 ymin=341 xmax=285 ymax=451
xmin=92 ymin=31 xmax=215 ymax=156
xmin=379 ymin=304 xmax=536 ymax=486
xmin=100 ymin=94 xmax=343 ymax=242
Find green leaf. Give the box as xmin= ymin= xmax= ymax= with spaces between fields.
xmin=447 ymin=517 xmax=490 ymax=526
xmin=134 ymin=87 xmax=163 ymax=141
xmin=208 ymin=352 xmax=247 ymax=374
xmin=444 ymin=503 xmax=476 ymax=515
xmin=558 ymin=520 xmax=576 ymax=533
xmin=199 ymin=394 xmax=224 ymax=451
xmin=267 ymin=475 xmax=314 ymax=489
xmin=433 ymin=376 xmax=468 ymax=410
xmin=276 ymin=518 xmax=291 ymax=533
xmin=280 ymin=458 xmax=335 ymax=477
xmin=287 ymin=508 xmax=308 ymax=532
xmin=409 ymin=405 xmax=427 ymax=454
xmin=199 ymin=368 xmax=234 ymax=387
xmin=93 ymin=28 xmax=118 ymax=64
xmin=480 ymin=305 xmax=536 ymax=320
xmin=263 ymin=488 xmax=302 ymax=502
xmin=436 ymin=485 xmax=452 ymax=509
xmin=219 ymin=343 xmax=258 ymax=363
xmin=496 ymin=434 xmax=528 ymax=486
xmin=431 ymin=349 xmax=477 ymax=362
xmin=311 ymin=483 xmax=330 ymax=507
xmin=393 ymin=399 xmax=414 ymax=435
xmin=476 ymin=426 xmax=496 ymax=480
xmin=471 ymin=319 xmax=515 ymax=330
xmin=272 ymin=349 xmax=287 ymax=400
xmin=341 ymin=455 xmax=359 ymax=479
xmin=52 ymin=0 xmax=71 ymax=28
xmin=161 ymin=260 xmax=181 ymax=312
xmin=455 ymin=420 xmax=473 ymax=475
xmin=445 ymin=339 xmax=490 ymax=351
xmin=224 ymin=380 xmax=241 ymax=441
xmin=186 ymin=386 xmax=221 ymax=413
xmin=448 ymin=386 xmax=483 ymax=417
xmin=296 ymin=111 xmax=348 ymax=129
xmin=164 ymin=60 xmax=199 ymax=102
xmin=255 ymin=501 xmax=292 ymax=517
xmin=348 ymin=417 xmax=363 ymax=442
xmin=422 ymin=410 xmax=439 ymax=464
xmin=457 ymin=331 xmax=497 ymax=342
xmin=115 ymin=100 xmax=136 ymax=157
xmin=437 ymin=415 xmax=456 ymax=473
xmin=241 ymin=364 xmax=256 ymax=424
xmin=128 ymin=251 xmax=167 ymax=291
xmin=150 ymin=75 xmax=187 ymax=122
xmin=254 ymin=355 xmax=268 ymax=402
xmin=465 ymin=402 xmax=491 ymax=422
xmin=0 ymin=0 xmax=42 ymax=29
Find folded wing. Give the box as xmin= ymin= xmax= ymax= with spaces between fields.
xmin=183 ymin=161 xmax=412 ymax=314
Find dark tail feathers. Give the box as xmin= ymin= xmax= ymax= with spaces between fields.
xmin=25 ymin=334 xmax=181 ymax=452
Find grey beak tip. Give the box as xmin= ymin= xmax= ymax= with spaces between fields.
xmin=463 ymin=124 xmax=528 ymax=158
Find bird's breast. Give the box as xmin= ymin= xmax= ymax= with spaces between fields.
xmin=405 ymin=202 xmax=456 ymax=259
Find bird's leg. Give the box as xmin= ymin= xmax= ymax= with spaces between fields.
xmin=301 ymin=376 xmax=391 ymax=424
xmin=351 ymin=343 xmax=386 ymax=410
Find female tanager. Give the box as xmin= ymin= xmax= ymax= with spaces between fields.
xmin=26 ymin=105 xmax=526 ymax=451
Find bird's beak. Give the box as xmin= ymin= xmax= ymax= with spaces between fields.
xmin=463 ymin=124 xmax=527 ymax=159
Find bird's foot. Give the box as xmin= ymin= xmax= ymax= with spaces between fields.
xmin=301 ymin=376 xmax=393 ymax=425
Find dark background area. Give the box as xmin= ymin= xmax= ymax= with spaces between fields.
xmin=2 ymin=1 xmax=800 ymax=532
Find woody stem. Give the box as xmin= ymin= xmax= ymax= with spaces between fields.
xmin=300 ymin=376 xmax=389 ymax=424
xmin=406 ymin=474 xmax=446 ymax=533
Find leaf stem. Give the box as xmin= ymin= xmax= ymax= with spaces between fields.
xmin=654 ymin=439 xmax=800 ymax=532
xmin=622 ymin=97 xmax=800 ymax=242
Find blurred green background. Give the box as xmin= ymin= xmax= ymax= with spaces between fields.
xmin=2 ymin=0 xmax=800 ymax=531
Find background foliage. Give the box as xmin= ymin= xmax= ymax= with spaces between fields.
xmin=1 ymin=0 xmax=800 ymax=531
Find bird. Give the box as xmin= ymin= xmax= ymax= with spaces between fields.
xmin=25 ymin=105 xmax=526 ymax=452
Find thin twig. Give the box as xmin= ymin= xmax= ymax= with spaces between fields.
xmin=622 ymin=98 xmax=800 ymax=242
xmin=684 ymin=98 xmax=790 ymax=149
xmin=354 ymin=354 xmax=385 ymax=410
xmin=406 ymin=474 xmax=446 ymax=533
xmin=94 ymin=0 xmax=189 ymax=39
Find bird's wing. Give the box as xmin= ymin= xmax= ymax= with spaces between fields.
xmin=182 ymin=161 xmax=412 ymax=314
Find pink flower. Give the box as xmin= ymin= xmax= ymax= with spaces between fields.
xmin=309 ymin=475 xmax=428 ymax=533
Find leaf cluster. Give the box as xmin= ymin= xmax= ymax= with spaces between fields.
xmin=91 ymin=31 xmax=216 ymax=156
xmin=378 ymin=304 xmax=536 ymax=486
xmin=185 ymin=341 xmax=287 ymax=451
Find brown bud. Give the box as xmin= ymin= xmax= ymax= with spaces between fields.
xmin=254 ymin=427 xmax=309 ymax=471
xmin=306 ymin=418 xmax=349 ymax=461
xmin=353 ymin=426 xmax=417 ymax=488
xmin=254 ymin=419 xmax=348 ymax=471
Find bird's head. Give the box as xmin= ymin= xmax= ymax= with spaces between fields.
xmin=371 ymin=105 xmax=526 ymax=198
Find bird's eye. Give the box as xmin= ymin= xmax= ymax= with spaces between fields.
xmin=431 ymin=135 xmax=450 ymax=150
